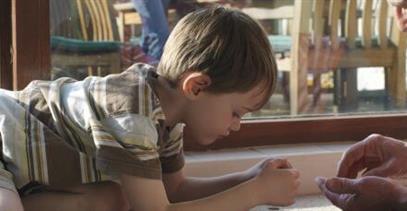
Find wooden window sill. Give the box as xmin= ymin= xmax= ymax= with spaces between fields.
xmin=184 ymin=141 xmax=354 ymax=195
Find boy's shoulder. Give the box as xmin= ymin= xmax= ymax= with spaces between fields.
xmin=95 ymin=63 xmax=160 ymax=118
xmin=103 ymin=63 xmax=159 ymax=92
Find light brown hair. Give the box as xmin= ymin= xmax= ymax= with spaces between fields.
xmin=158 ymin=6 xmax=277 ymax=108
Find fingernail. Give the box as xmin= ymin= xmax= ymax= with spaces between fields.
xmin=314 ymin=176 xmax=326 ymax=184
xmin=326 ymin=178 xmax=338 ymax=189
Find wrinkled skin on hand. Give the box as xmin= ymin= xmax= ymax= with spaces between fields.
xmin=337 ymin=134 xmax=407 ymax=179
xmin=316 ymin=176 xmax=406 ymax=211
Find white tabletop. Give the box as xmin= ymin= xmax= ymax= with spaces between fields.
xmin=251 ymin=195 xmax=340 ymax=211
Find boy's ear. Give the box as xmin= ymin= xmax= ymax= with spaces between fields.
xmin=181 ymin=72 xmax=211 ymax=100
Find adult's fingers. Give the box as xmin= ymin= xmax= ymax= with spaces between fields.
xmin=389 ymin=0 xmax=407 ymax=8
xmin=363 ymin=161 xmax=394 ymax=177
xmin=395 ymin=7 xmax=407 ymax=31
xmin=325 ymin=177 xmax=360 ymax=194
xmin=315 ymin=177 xmax=347 ymax=209
xmin=395 ymin=6 xmax=404 ymax=20
xmin=399 ymin=15 xmax=407 ymax=32
xmin=337 ymin=141 xmax=368 ymax=178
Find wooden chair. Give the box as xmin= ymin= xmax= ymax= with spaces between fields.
xmin=50 ymin=0 xmax=121 ymax=78
xmin=241 ymin=3 xmax=294 ymax=104
xmin=290 ymin=0 xmax=406 ymax=114
xmin=243 ymin=0 xmax=406 ymax=115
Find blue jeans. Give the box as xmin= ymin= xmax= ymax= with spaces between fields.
xmin=132 ymin=0 xmax=171 ymax=60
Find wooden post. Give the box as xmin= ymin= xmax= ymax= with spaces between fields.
xmin=12 ymin=0 xmax=50 ymax=90
xmin=389 ymin=15 xmax=407 ymax=108
xmin=0 ymin=0 xmax=12 ymax=90
xmin=290 ymin=0 xmax=312 ymax=115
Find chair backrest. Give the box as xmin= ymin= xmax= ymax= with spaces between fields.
xmin=76 ymin=0 xmax=120 ymax=41
xmin=305 ymin=0 xmax=401 ymax=50
xmin=50 ymin=0 xmax=120 ymax=41
xmin=50 ymin=0 xmax=83 ymax=39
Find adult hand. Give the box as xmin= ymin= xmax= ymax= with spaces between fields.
xmin=316 ymin=176 xmax=407 ymax=211
xmin=244 ymin=157 xmax=292 ymax=179
xmin=388 ymin=0 xmax=407 ymax=8
xmin=395 ymin=5 xmax=407 ymax=32
xmin=388 ymin=0 xmax=407 ymax=32
xmin=337 ymin=134 xmax=407 ymax=178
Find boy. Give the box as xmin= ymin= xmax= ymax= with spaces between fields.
xmin=0 ymin=6 xmax=300 ymax=211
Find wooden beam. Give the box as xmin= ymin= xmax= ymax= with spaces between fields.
xmin=307 ymin=47 xmax=396 ymax=72
xmin=0 ymin=0 xmax=12 ymax=90
xmin=290 ymin=0 xmax=312 ymax=115
xmin=12 ymin=0 xmax=50 ymax=90
xmin=184 ymin=114 xmax=407 ymax=151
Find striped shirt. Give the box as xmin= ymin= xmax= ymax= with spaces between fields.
xmin=0 ymin=63 xmax=184 ymax=193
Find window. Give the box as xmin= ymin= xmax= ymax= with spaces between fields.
xmin=8 ymin=0 xmax=407 ymax=151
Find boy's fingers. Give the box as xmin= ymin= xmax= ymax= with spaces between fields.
xmin=286 ymin=160 xmax=293 ymax=168
xmin=290 ymin=169 xmax=300 ymax=179
xmin=294 ymin=180 xmax=301 ymax=189
xmin=269 ymin=159 xmax=291 ymax=169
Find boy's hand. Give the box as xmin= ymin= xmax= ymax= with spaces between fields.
xmin=244 ymin=157 xmax=292 ymax=179
xmin=316 ymin=176 xmax=406 ymax=211
xmin=250 ymin=159 xmax=300 ymax=206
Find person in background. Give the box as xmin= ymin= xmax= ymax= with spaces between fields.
xmin=131 ymin=0 xmax=171 ymax=60
xmin=131 ymin=0 xmax=252 ymax=60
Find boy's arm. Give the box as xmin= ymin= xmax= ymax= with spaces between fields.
xmin=121 ymin=158 xmax=299 ymax=210
xmin=162 ymin=157 xmax=295 ymax=203
xmin=162 ymin=167 xmax=252 ymax=203
xmin=120 ymin=173 xmax=259 ymax=211
xmin=0 ymin=188 xmax=24 ymax=210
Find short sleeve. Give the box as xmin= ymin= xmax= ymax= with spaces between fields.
xmin=96 ymin=113 xmax=163 ymax=179
xmin=159 ymin=123 xmax=185 ymax=174
xmin=0 ymin=161 xmax=17 ymax=193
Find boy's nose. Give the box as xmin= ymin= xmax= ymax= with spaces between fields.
xmin=230 ymin=119 xmax=241 ymax=132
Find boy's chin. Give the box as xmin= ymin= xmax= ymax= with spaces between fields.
xmin=196 ymin=137 xmax=216 ymax=146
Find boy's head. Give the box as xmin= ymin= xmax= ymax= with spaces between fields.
xmin=157 ymin=6 xmax=278 ymax=145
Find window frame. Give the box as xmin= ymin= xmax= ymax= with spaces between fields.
xmin=184 ymin=113 xmax=407 ymax=150
xmin=5 ymin=0 xmax=50 ymax=91
xmin=5 ymin=0 xmax=407 ymax=151
xmin=0 ymin=0 xmax=12 ymax=90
